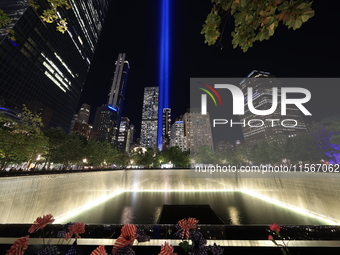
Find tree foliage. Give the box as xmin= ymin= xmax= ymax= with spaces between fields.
xmin=193 ymin=145 xmax=216 ymax=164
xmin=53 ymin=132 xmax=87 ymax=166
xmin=201 ymin=0 xmax=315 ymax=52
xmin=29 ymin=0 xmax=71 ymax=34
xmin=0 ymin=9 xmax=15 ymax=41
xmin=0 ymin=0 xmax=71 ymax=42
xmin=327 ymin=121 xmax=340 ymax=146
xmin=43 ymin=127 xmax=67 ymax=167
xmin=0 ymin=9 xmax=11 ymax=28
xmin=208 ymin=124 xmax=338 ymax=166
xmin=0 ymin=106 xmax=47 ymax=170
xmin=161 ymin=146 xmax=190 ymax=168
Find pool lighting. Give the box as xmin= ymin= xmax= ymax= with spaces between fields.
xmin=54 ymin=190 xmax=124 ymax=223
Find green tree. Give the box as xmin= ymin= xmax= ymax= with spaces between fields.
xmin=194 ymin=145 xmax=216 ymax=164
xmin=140 ymin=148 xmax=156 ymax=168
xmin=327 ymin=121 xmax=340 ymax=145
xmin=233 ymin=143 xmax=251 ymax=165
xmin=0 ymin=9 xmax=15 ymax=41
xmin=130 ymin=148 xmax=146 ymax=166
xmin=114 ymin=148 xmax=130 ymax=167
xmin=215 ymin=145 xmax=235 ymax=165
xmin=167 ymin=146 xmax=190 ymax=168
xmin=0 ymin=9 xmax=10 ymax=28
xmin=43 ymin=127 xmax=67 ymax=168
xmin=51 ymin=132 xmax=87 ymax=167
xmin=0 ymin=106 xmax=47 ymax=170
xmin=250 ymin=140 xmax=270 ymax=164
xmin=130 ymin=147 xmax=156 ymax=168
xmin=107 ymin=146 xmax=120 ymax=166
xmin=286 ymin=132 xmax=325 ymax=164
xmin=0 ymin=0 xmax=71 ymax=41
xmin=201 ymin=0 xmax=314 ymax=52
xmin=310 ymin=123 xmax=340 ymax=164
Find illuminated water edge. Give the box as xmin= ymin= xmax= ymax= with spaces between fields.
xmin=54 ymin=188 xmax=339 ymax=225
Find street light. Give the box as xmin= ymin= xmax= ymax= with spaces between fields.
xmin=82 ymin=158 xmax=87 ymax=170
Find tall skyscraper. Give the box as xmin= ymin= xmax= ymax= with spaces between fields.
xmin=184 ymin=109 xmax=214 ymax=152
xmin=162 ymin=108 xmax=171 ymax=149
xmin=92 ymin=54 xmax=129 ymax=144
xmin=141 ymin=87 xmax=159 ymax=150
xmin=170 ymin=120 xmax=187 ymax=152
xmin=239 ymin=70 xmax=308 ymax=144
xmin=95 ymin=53 xmax=129 ymax=144
xmin=107 ymin=53 xmax=130 ymax=126
xmin=77 ymin=103 xmax=90 ymax=124
xmin=117 ymin=117 xmax=130 ymax=151
xmin=69 ymin=113 xmax=78 ymax=134
xmin=0 ymin=0 xmax=111 ymax=131
xmin=93 ymin=104 xmax=112 ymax=142
xmin=126 ymin=124 xmax=134 ymax=153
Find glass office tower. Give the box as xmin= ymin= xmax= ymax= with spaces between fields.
xmin=0 ymin=0 xmax=111 ymax=131
xmin=239 ymin=70 xmax=308 ymax=144
xmin=141 ymin=87 xmax=159 ymax=150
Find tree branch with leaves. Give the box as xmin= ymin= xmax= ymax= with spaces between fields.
xmin=0 ymin=9 xmax=15 ymax=41
xmin=201 ymin=0 xmax=315 ymax=52
xmin=29 ymin=0 xmax=71 ymax=34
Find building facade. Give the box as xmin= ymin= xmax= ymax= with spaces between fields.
xmin=239 ymin=70 xmax=308 ymax=144
xmin=107 ymin=53 xmax=130 ymax=141
xmin=93 ymin=104 xmax=112 ymax=142
xmin=92 ymin=54 xmax=130 ymax=144
xmin=0 ymin=0 xmax=110 ymax=131
xmin=77 ymin=103 xmax=90 ymax=124
xmin=117 ymin=117 xmax=130 ymax=151
xmin=162 ymin=108 xmax=171 ymax=150
xmin=140 ymin=87 xmax=159 ymax=150
xmin=72 ymin=122 xmax=96 ymax=140
xmin=170 ymin=120 xmax=187 ymax=152
xmin=184 ymin=109 xmax=214 ymax=152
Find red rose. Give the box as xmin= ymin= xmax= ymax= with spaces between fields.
xmin=269 ymin=223 xmax=280 ymax=232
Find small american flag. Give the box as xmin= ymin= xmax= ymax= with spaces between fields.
xmin=90 ymin=245 xmax=106 ymax=255
xmin=65 ymin=241 xmax=77 ymax=255
xmin=37 ymin=245 xmax=58 ymax=255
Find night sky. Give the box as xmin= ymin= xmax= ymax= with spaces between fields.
xmin=78 ymin=0 xmax=340 ymax=141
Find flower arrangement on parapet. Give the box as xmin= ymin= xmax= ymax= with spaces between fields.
xmin=159 ymin=242 xmax=178 ymax=255
xmin=6 ymin=235 xmax=29 ymax=255
xmin=28 ymin=214 xmax=55 ymax=234
xmin=112 ymin=224 xmax=151 ymax=255
xmin=6 ymin=214 xmax=55 ymax=255
xmin=6 ymin=215 xmax=226 ymax=254
xmin=268 ymin=223 xmax=292 ymax=255
xmin=176 ymin=218 xmax=224 ymax=255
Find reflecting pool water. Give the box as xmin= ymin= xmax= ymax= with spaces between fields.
xmin=65 ymin=191 xmax=326 ymax=225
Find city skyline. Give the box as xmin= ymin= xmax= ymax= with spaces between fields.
xmin=78 ymin=0 xmax=340 ymax=142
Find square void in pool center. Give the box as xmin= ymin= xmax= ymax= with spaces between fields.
xmin=62 ymin=191 xmax=328 ymax=225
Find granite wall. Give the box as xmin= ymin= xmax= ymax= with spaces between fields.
xmin=0 ymin=170 xmax=339 ymax=224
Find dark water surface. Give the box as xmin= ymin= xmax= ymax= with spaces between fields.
xmin=65 ymin=191 xmax=326 ymax=225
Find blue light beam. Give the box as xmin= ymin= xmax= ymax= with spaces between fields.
xmin=158 ymin=0 xmax=170 ymax=150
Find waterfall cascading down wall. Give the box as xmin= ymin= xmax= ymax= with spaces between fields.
xmin=0 ymin=170 xmax=339 ymax=224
